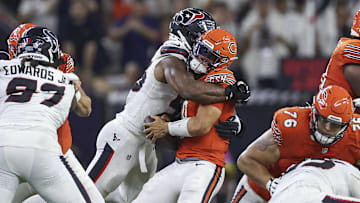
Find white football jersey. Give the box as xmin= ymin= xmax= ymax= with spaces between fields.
xmin=275 ymin=158 xmax=360 ymax=197
xmin=0 ymin=58 xmax=76 ymax=153
xmin=119 ymin=38 xmax=190 ymax=135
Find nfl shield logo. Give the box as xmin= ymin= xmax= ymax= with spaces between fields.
xmin=321 ymin=148 xmax=328 ymax=154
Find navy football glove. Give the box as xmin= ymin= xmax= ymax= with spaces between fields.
xmin=225 ymin=81 xmax=250 ymax=103
xmin=215 ymin=115 xmax=245 ymax=139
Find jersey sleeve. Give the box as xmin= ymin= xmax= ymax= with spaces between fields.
xmin=202 ymin=69 xmax=236 ymax=110
xmin=271 ymin=107 xmax=311 ymax=158
xmin=271 ymin=107 xmax=302 ymax=147
xmin=348 ymin=114 xmax=360 ymax=160
xmin=342 ymin=41 xmax=360 ymax=64
xmin=202 ymin=69 xmax=236 ymax=88
xmin=159 ymin=39 xmax=190 ymax=62
xmin=271 ymin=109 xmax=285 ymax=146
xmin=59 ymin=52 xmax=75 ymax=73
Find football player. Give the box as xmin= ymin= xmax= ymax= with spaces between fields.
xmin=320 ymin=9 xmax=360 ymax=108
xmin=86 ymin=8 xmax=250 ymax=202
xmin=0 ymin=26 xmax=87 ymax=202
xmin=268 ymin=158 xmax=360 ymax=203
xmin=7 ymin=24 xmax=104 ymax=203
xmin=133 ymin=28 xmax=238 ymax=203
xmin=231 ymin=85 xmax=360 ymax=203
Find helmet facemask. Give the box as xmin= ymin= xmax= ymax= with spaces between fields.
xmin=310 ymin=86 xmax=354 ymax=146
xmin=188 ymin=28 xmax=238 ymax=74
xmin=188 ymin=40 xmax=222 ymax=74
xmin=310 ymin=106 xmax=351 ymax=146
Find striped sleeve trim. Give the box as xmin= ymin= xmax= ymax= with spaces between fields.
xmin=344 ymin=44 xmax=360 ymax=61
xmin=204 ymin=73 xmax=236 ymax=86
xmin=160 ymin=46 xmax=189 ymax=58
xmin=65 ymin=66 xmax=75 ymax=73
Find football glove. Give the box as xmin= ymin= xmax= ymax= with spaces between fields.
xmin=225 ymin=81 xmax=250 ymax=103
xmin=215 ymin=115 xmax=245 ymax=139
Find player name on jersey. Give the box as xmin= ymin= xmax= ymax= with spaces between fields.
xmin=2 ymin=64 xmax=55 ymax=81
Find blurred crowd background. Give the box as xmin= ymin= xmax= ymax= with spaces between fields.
xmin=1 ymin=0 xmax=359 ymax=201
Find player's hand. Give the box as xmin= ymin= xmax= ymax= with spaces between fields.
xmin=72 ymin=80 xmax=82 ymax=92
xmin=215 ymin=115 xmax=245 ymax=139
xmin=144 ymin=115 xmax=169 ymax=143
xmin=266 ymin=177 xmax=280 ymax=196
xmin=225 ymin=81 xmax=250 ymax=103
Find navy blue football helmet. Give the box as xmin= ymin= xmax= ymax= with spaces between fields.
xmin=17 ymin=27 xmax=60 ymax=64
xmin=169 ymin=8 xmax=217 ymax=47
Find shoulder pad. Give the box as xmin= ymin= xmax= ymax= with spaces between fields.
xmin=159 ymin=39 xmax=190 ymax=62
xmin=202 ymin=69 xmax=236 ymax=86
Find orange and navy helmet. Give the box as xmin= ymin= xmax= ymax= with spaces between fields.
xmin=351 ymin=10 xmax=360 ymax=37
xmin=189 ymin=28 xmax=238 ymax=74
xmin=310 ymin=85 xmax=354 ymax=145
xmin=7 ymin=23 xmax=37 ymax=59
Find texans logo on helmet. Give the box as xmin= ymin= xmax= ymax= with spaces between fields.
xmin=177 ymin=10 xmax=205 ymax=26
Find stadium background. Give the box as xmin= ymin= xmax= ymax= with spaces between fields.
xmin=0 ymin=0 xmax=358 ymax=201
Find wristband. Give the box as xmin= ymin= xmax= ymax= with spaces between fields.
xmin=75 ymin=91 xmax=81 ymax=102
xmin=168 ymin=118 xmax=191 ymax=137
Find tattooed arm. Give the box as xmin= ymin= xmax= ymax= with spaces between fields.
xmin=236 ymin=129 xmax=280 ymax=189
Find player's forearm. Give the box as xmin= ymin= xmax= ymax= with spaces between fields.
xmin=177 ymin=80 xmax=226 ymax=104
xmin=73 ymin=87 xmax=92 ymax=117
xmin=237 ymin=155 xmax=273 ymax=189
xmin=163 ymin=58 xmax=227 ymax=104
xmin=186 ymin=117 xmax=212 ymax=136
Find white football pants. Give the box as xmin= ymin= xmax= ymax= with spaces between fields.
xmin=86 ymin=117 xmax=157 ymax=202
xmin=0 ymin=146 xmax=88 ymax=203
xmin=13 ymin=149 xmax=104 ymax=203
xmin=133 ymin=158 xmax=225 ymax=203
xmin=231 ymin=175 xmax=267 ymax=203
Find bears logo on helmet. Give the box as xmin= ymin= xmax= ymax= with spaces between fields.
xmin=310 ymin=85 xmax=354 ymax=146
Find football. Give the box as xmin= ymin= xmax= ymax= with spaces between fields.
xmin=144 ymin=115 xmax=155 ymax=129
xmin=144 ymin=115 xmax=155 ymax=124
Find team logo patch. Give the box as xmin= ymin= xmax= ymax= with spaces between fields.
xmin=317 ymin=89 xmax=328 ymax=109
xmin=321 ymin=148 xmax=328 ymax=154
xmin=175 ymin=9 xmax=205 ymax=25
